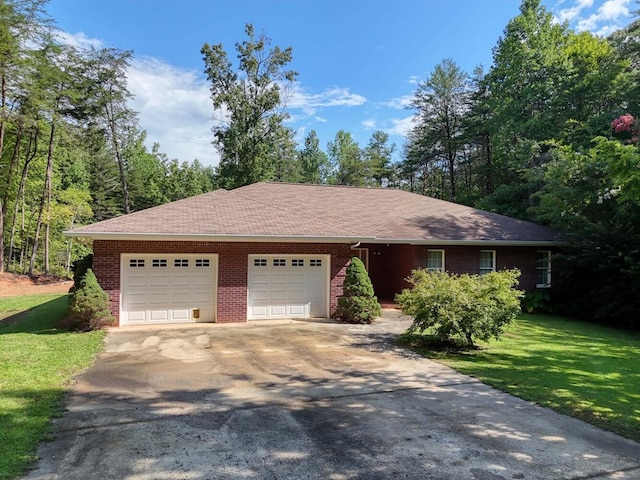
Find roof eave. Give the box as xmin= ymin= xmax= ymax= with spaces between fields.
xmin=63 ymin=231 xmax=562 ymax=247
xmin=368 ymin=238 xmax=562 ymax=247
xmin=62 ymin=231 xmax=377 ymax=244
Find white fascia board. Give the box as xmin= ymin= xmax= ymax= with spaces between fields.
xmin=369 ymin=238 xmax=562 ymax=247
xmin=62 ymin=231 xmax=377 ymax=244
xmin=62 ymin=231 xmax=561 ymax=247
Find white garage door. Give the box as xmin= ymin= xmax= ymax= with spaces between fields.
xmin=248 ymin=254 xmax=329 ymax=320
xmin=120 ymin=254 xmax=217 ymax=325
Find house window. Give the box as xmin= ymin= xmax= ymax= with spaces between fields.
xmin=536 ymin=251 xmax=551 ymax=288
xmin=174 ymin=259 xmax=189 ymax=267
xmin=253 ymin=258 xmax=267 ymax=267
xmin=310 ymin=259 xmax=323 ymax=267
xmin=129 ymin=259 xmax=145 ymax=268
xmin=426 ymin=250 xmax=444 ymax=272
xmin=479 ymin=250 xmax=495 ymax=275
xmin=273 ymin=258 xmax=286 ymax=267
xmin=152 ymin=259 xmax=167 ymax=268
xmin=292 ymin=259 xmax=304 ymax=267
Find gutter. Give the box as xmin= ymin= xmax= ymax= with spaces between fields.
xmin=62 ymin=231 xmax=561 ymax=247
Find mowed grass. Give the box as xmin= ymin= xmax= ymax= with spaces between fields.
xmin=399 ymin=314 xmax=640 ymax=442
xmin=0 ymin=294 xmax=105 ymax=480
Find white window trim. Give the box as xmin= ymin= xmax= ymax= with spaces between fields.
xmin=479 ymin=250 xmax=496 ymax=275
xmin=426 ymin=249 xmax=445 ymax=272
xmin=536 ymin=250 xmax=552 ymax=288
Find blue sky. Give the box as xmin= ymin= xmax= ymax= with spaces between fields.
xmin=46 ymin=0 xmax=635 ymax=167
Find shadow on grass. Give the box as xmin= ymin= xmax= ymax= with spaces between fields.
xmin=400 ymin=314 xmax=640 ymax=442
xmin=0 ymin=387 xmax=66 ymax=479
xmin=0 ymin=295 xmax=70 ymax=335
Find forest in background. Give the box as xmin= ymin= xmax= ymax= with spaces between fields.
xmin=1 ymin=0 xmax=639 ymax=326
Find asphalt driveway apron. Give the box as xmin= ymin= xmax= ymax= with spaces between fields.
xmin=24 ymin=310 xmax=640 ymax=480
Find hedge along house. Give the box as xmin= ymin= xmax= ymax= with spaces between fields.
xmin=65 ymin=182 xmax=561 ymax=327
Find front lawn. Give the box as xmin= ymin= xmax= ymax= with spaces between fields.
xmin=399 ymin=314 xmax=640 ymax=442
xmin=0 ymin=294 xmax=105 ymax=480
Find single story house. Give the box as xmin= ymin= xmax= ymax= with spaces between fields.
xmin=65 ymin=182 xmax=561 ymax=326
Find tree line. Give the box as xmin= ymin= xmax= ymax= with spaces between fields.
xmin=0 ymin=0 xmax=216 ymax=276
xmin=1 ymin=0 xmax=639 ymax=326
xmin=200 ymin=3 xmax=640 ymax=327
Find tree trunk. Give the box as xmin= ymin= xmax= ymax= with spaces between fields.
xmin=30 ymin=122 xmax=55 ymax=275
xmin=0 ymin=71 xmax=6 ymax=273
xmin=105 ymin=102 xmax=131 ymax=214
xmin=8 ymin=130 xmax=36 ymax=273
xmin=0 ymin=198 xmax=4 ymax=273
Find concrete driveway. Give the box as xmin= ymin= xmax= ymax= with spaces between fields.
xmin=25 ymin=310 xmax=640 ymax=480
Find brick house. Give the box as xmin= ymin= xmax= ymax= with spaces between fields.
xmin=65 ymin=182 xmax=560 ymax=326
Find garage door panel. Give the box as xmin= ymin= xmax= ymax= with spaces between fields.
xmin=127 ymin=274 xmax=149 ymax=288
xmin=122 ymin=254 xmax=217 ymax=325
xmin=289 ymin=304 xmax=307 ymax=316
xmin=251 ymin=289 xmax=268 ymax=302
xmin=271 ymin=273 xmax=287 ymax=284
xmin=149 ymin=310 xmax=169 ymax=322
xmin=270 ymin=305 xmax=287 ymax=316
xmin=150 ymin=278 xmax=170 ymax=288
xmin=171 ymin=309 xmax=191 ymax=321
xmin=248 ymin=255 xmax=328 ymax=320
xmin=127 ymin=310 xmax=146 ymax=322
xmin=251 ymin=273 xmax=269 ymax=285
xmin=171 ymin=274 xmax=191 ymax=287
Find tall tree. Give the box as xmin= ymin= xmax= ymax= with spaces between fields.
xmin=201 ymin=24 xmax=298 ymax=189
xmin=298 ymin=130 xmax=329 ymax=184
xmin=327 ymin=130 xmax=368 ymax=186
xmin=0 ymin=0 xmax=50 ymax=272
xmin=81 ymin=47 xmax=136 ymax=214
xmin=363 ymin=130 xmax=395 ymax=186
xmin=405 ymin=58 xmax=469 ymax=201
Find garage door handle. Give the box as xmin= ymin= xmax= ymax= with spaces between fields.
xmin=193 ymin=308 xmax=200 ymax=319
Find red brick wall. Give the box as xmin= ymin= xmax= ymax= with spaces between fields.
xmin=92 ymin=240 xmax=353 ymax=326
xmin=414 ymin=245 xmax=550 ymax=292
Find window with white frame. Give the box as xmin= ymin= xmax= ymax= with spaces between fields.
xmin=536 ymin=251 xmax=552 ymax=288
xmin=426 ymin=250 xmax=445 ymax=272
xmin=479 ymin=250 xmax=496 ymax=275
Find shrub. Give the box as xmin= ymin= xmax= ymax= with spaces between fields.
xmin=335 ymin=257 xmax=381 ymax=324
xmin=72 ymin=253 xmax=93 ymax=290
xmin=396 ymin=269 xmax=523 ymax=348
xmin=67 ymin=269 xmax=114 ymax=330
xmin=522 ymin=290 xmax=550 ymax=313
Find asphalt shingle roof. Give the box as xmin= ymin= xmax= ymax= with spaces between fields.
xmin=66 ymin=182 xmax=560 ymax=244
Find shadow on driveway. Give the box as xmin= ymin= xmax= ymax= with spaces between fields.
xmin=23 ymin=312 xmax=640 ymax=480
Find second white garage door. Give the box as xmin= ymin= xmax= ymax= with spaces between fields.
xmin=247 ymin=254 xmax=330 ymax=320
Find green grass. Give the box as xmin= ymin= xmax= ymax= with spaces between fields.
xmin=399 ymin=314 xmax=640 ymax=442
xmin=0 ymin=294 xmax=105 ymax=480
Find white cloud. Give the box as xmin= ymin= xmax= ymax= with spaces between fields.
xmin=56 ymin=31 xmax=221 ymax=166
xmin=381 ymin=95 xmax=413 ymax=110
xmin=287 ymin=86 xmax=366 ymax=116
xmin=570 ymin=0 xmax=631 ymax=33
xmin=558 ymin=0 xmax=595 ymax=22
xmin=127 ymin=56 xmax=221 ymax=166
xmin=55 ymin=30 xmax=104 ymax=50
xmin=362 ymin=119 xmax=377 ymax=129
xmin=386 ymin=115 xmax=416 ymax=137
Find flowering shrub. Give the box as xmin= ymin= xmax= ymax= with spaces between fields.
xmin=611 ymin=114 xmax=634 ymax=133
xmin=611 ymin=114 xmax=638 ymax=144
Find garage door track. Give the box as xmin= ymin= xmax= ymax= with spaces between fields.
xmin=24 ymin=311 xmax=640 ymax=479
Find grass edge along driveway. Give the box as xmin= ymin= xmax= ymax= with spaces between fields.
xmin=399 ymin=313 xmax=640 ymax=443
xmin=0 ymin=294 xmax=105 ymax=480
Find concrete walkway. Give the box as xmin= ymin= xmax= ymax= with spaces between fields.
xmin=24 ymin=310 xmax=640 ymax=479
